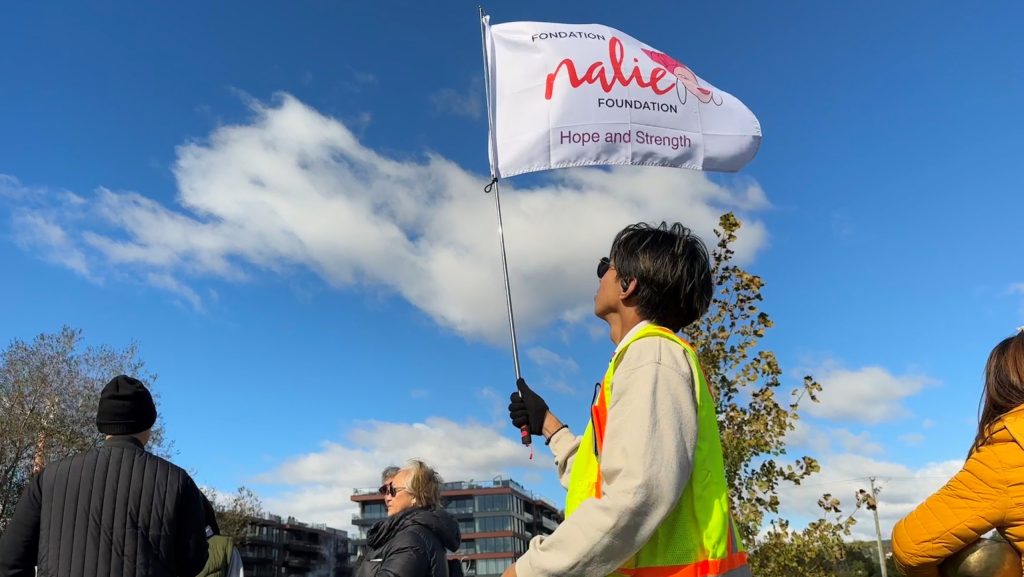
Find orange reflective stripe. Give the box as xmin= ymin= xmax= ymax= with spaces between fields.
xmin=593 ymin=384 xmax=608 ymax=453
xmin=617 ymin=552 xmax=749 ymax=577
xmin=592 ymin=382 xmax=609 ymax=498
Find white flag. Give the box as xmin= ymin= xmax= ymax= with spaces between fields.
xmin=484 ymin=19 xmax=762 ymax=178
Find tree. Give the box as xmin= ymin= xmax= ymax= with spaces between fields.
xmin=684 ymin=214 xmax=856 ymax=575
xmin=751 ymin=493 xmax=870 ymax=576
xmin=838 ymin=542 xmax=898 ymax=577
xmin=205 ymin=486 xmax=264 ymax=543
xmin=0 ymin=326 xmax=165 ymax=531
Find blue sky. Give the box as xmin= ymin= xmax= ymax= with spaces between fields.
xmin=1 ymin=1 xmax=1022 ymax=540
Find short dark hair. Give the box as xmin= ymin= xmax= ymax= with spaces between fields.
xmin=609 ymin=222 xmax=713 ymax=331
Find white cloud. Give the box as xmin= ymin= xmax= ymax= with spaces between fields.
xmin=11 ymin=211 xmax=92 ymax=277
xmin=898 ymin=432 xmax=926 ymax=446
xmin=778 ymin=453 xmax=962 ymax=542
xmin=0 ymin=174 xmax=27 ymax=199
xmin=526 ymin=347 xmax=579 ymax=374
xmin=830 ymin=428 xmax=884 ymax=456
xmin=786 ymin=422 xmax=883 ymax=456
xmin=2 ymin=94 xmax=769 ymax=344
xmin=1011 ymin=284 xmax=1024 ymax=319
xmin=804 ymin=363 xmax=934 ymax=424
xmin=430 ymin=78 xmax=483 ymax=119
xmin=785 ymin=420 xmax=830 ymax=456
xmin=146 ymin=272 xmax=203 ymax=311
xmin=525 ymin=346 xmax=583 ymax=394
xmin=256 ymin=417 xmax=549 ymax=532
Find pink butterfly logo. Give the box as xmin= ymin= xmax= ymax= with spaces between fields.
xmin=642 ymin=49 xmax=722 ymax=106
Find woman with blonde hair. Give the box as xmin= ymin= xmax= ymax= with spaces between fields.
xmin=355 ymin=459 xmax=461 ymax=577
xmin=892 ymin=331 xmax=1024 ymax=577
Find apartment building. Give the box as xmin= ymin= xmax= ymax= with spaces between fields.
xmin=239 ymin=513 xmax=352 ymax=577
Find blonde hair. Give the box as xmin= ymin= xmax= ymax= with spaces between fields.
xmin=400 ymin=459 xmax=443 ymax=509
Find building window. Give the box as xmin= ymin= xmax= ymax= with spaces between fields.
xmin=477 ymin=558 xmax=513 ymax=576
xmin=446 ymin=497 xmax=474 ymax=514
xmin=362 ymin=502 xmax=387 ymax=519
xmin=475 ymin=494 xmax=511 ymax=512
xmin=476 ymin=516 xmax=512 ymax=533
xmin=475 ymin=536 xmax=526 ymax=554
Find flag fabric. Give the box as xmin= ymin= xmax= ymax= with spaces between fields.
xmin=484 ymin=18 xmax=762 ymax=179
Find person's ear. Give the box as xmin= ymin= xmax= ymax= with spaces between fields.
xmin=620 ymin=278 xmax=637 ymax=299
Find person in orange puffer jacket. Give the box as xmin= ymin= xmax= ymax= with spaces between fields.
xmin=892 ymin=330 xmax=1024 ymax=577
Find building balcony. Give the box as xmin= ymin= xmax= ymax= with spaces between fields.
xmin=441 ymin=479 xmax=527 ymax=494
xmin=457 ymin=552 xmax=517 ymax=560
xmin=352 ymin=514 xmax=387 ymax=526
xmin=240 ymin=553 xmax=276 ymax=564
xmin=285 ymin=539 xmax=321 ymax=553
xmin=248 ymin=566 xmax=277 ymax=577
xmin=351 ymin=493 xmax=386 ymax=504
xmin=243 ymin=534 xmax=279 ymax=545
xmin=284 ymin=555 xmax=317 ymax=568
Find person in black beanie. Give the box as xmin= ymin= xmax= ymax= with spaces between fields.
xmin=0 ymin=375 xmax=209 ymax=577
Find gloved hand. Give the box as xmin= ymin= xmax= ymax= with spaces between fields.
xmin=508 ymin=378 xmax=549 ymax=436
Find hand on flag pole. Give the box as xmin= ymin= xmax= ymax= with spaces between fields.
xmin=509 ymin=378 xmax=549 ymax=437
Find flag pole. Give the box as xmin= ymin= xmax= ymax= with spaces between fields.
xmin=487 ymin=183 xmax=521 ymax=382
xmin=480 ymin=6 xmax=531 ymax=448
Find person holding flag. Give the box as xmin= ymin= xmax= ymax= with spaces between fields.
xmin=506 ymin=221 xmax=750 ymax=577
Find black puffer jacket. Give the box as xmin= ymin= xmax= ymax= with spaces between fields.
xmin=0 ymin=436 xmax=209 ymax=577
xmin=355 ymin=507 xmax=461 ymax=577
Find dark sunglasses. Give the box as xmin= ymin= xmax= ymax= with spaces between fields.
xmin=597 ymin=257 xmax=615 ymax=279
xmin=377 ymin=484 xmax=408 ymax=497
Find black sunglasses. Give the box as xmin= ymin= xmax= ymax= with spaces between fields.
xmin=377 ymin=484 xmax=408 ymax=497
xmin=597 ymin=257 xmax=615 ymax=279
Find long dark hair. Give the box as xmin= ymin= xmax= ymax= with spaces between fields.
xmin=971 ymin=332 xmax=1024 ymax=455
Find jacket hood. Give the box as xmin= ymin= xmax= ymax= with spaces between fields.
xmin=367 ymin=507 xmax=461 ymax=552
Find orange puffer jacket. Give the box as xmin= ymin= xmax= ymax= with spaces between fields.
xmin=891 ymin=407 xmax=1024 ymax=577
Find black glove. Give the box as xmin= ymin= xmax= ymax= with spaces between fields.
xmin=508 ymin=378 xmax=548 ymax=436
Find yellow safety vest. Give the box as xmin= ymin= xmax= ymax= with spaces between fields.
xmin=566 ymin=324 xmax=750 ymax=577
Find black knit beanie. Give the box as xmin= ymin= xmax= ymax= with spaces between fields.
xmin=96 ymin=375 xmax=157 ymax=435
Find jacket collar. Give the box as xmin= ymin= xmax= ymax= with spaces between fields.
xmin=103 ymin=436 xmax=147 ymax=451
xmin=366 ymin=507 xmax=461 ymax=551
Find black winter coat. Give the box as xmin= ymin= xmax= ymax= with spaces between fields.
xmin=355 ymin=507 xmax=461 ymax=577
xmin=0 ymin=436 xmax=209 ymax=577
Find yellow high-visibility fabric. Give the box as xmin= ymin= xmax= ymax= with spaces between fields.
xmin=565 ymin=324 xmax=748 ymax=577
